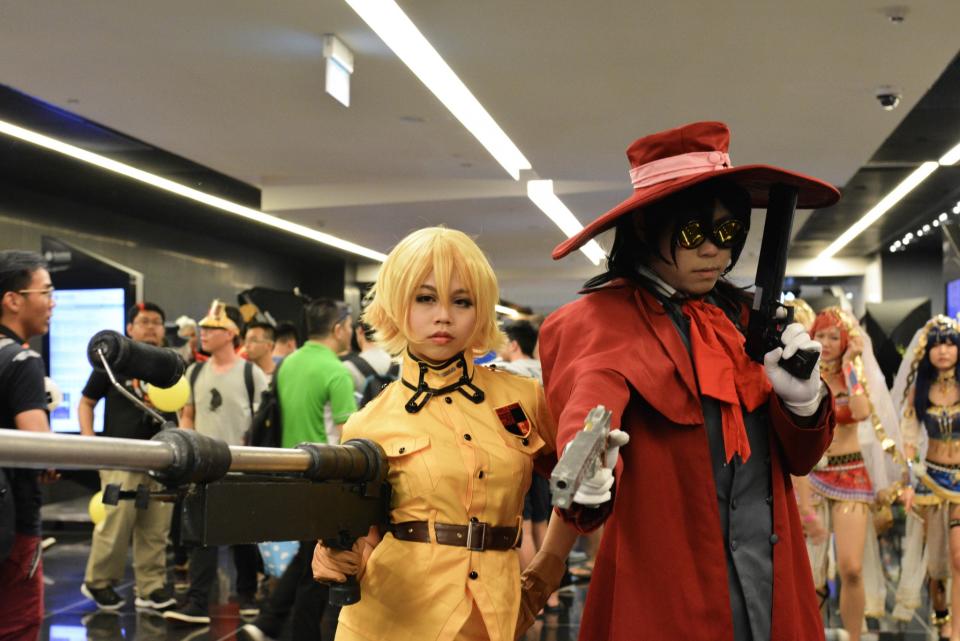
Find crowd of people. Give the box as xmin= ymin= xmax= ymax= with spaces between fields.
xmin=0 ymin=120 xmax=956 ymax=641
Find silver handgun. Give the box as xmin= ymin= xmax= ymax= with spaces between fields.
xmin=550 ymin=405 xmax=612 ymax=509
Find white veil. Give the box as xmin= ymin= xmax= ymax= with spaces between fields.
xmin=890 ymin=324 xmax=929 ymax=462
xmin=856 ymin=327 xmax=906 ymax=493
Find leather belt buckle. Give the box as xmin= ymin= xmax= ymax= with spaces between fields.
xmin=465 ymin=520 xmax=488 ymax=552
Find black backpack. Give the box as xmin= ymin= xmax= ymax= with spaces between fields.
xmin=0 ymin=468 xmax=13 ymax=562
xmin=248 ymin=360 xmax=284 ymax=448
xmin=344 ymin=354 xmax=399 ymax=408
xmin=0 ymin=338 xmax=27 ymax=560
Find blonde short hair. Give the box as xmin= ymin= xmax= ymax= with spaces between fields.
xmin=363 ymin=227 xmax=505 ymax=357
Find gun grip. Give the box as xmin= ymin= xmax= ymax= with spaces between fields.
xmin=328 ymin=575 xmax=361 ymax=606
xmin=778 ymin=347 xmax=818 ymax=380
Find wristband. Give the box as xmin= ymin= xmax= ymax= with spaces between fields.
xmin=842 ymin=362 xmax=865 ymax=396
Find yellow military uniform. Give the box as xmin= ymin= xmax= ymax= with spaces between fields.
xmin=335 ymin=354 xmax=557 ymax=641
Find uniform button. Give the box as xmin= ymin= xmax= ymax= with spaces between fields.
xmin=470 ymin=516 xmax=479 ymax=523
xmin=521 ymin=438 xmax=529 ymax=446
xmin=730 ymin=499 xmax=738 ymax=510
xmin=730 ymin=539 xmax=738 ymax=551
xmin=770 ymin=534 xmax=780 ymax=545
xmin=463 ymin=434 xmax=472 ymax=441
xmin=444 ymin=397 xmax=453 ymax=404
xmin=398 ymin=447 xmax=405 ymax=454
xmin=469 ymin=571 xmax=478 ymax=580
xmin=765 ymin=496 xmax=773 ymax=505
xmin=478 ymin=471 xmax=484 ymax=479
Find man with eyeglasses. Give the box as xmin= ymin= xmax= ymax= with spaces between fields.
xmin=79 ymin=302 xmax=178 ymax=613
xmin=244 ymin=322 xmax=277 ymax=382
xmin=165 ymin=300 xmax=267 ymax=626
xmin=0 ymin=250 xmax=56 ymax=640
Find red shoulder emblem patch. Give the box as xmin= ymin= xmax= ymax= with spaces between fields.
xmin=495 ymin=402 xmax=531 ymax=438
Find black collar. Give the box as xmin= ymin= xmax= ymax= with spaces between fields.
xmin=0 ymin=324 xmax=26 ymax=345
xmin=401 ymin=351 xmax=485 ymax=413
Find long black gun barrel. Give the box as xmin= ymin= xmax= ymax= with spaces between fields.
xmin=744 ymin=183 xmax=819 ymax=380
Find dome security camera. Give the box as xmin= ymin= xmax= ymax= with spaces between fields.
xmin=875 ymin=86 xmax=902 ymax=110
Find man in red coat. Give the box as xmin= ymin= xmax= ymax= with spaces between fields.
xmin=518 ymin=122 xmax=840 ymax=641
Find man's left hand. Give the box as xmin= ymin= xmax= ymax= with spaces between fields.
xmin=763 ymin=323 xmax=823 ymax=417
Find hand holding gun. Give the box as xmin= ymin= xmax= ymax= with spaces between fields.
xmin=550 ymin=406 xmax=629 ymax=509
xmin=744 ymin=184 xmax=819 ymax=380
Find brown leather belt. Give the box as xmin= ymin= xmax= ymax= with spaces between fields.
xmin=391 ymin=519 xmax=521 ymax=551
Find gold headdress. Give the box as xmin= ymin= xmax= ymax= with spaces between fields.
xmin=785 ymin=298 xmax=816 ymax=332
xmin=901 ymin=315 xmax=960 ymax=410
xmin=199 ymin=299 xmax=239 ymax=333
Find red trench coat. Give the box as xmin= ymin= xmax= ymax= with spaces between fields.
xmin=538 ymin=280 xmax=835 ymax=641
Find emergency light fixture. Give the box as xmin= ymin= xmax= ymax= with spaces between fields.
xmin=323 ymin=35 xmax=354 ymax=107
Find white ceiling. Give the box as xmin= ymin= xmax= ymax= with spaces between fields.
xmin=2 ymin=1 xmax=959 ymax=311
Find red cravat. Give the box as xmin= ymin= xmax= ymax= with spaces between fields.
xmin=682 ymin=300 xmax=771 ymax=463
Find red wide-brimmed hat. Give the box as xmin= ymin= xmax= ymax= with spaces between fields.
xmin=552 ymin=121 xmax=841 ymax=260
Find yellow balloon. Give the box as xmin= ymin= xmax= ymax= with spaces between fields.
xmin=88 ymin=491 xmax=106 ymax=525
xmin=145 ymin=376 xmax=190 ymax=412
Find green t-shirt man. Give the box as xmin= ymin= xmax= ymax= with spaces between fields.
xmin=277 ymin=342 xmax=357 ymax=447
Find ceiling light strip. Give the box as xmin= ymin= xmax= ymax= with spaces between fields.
xmin=0 ymin=119 xmax=388 ymax=262
xmin=344 ymin=0 xmax=530 ymax=180
xmin=940 ymin=141 xmax=960 ymax=166
xmin=346 ymin=0 xmax=602 ymax=266
xmin=817 ymin=161 xmax=939 ymax=260
xmin=527 ymin=180 xmax=605 ymax=265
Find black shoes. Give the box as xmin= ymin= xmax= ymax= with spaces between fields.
xmin=237 ymin=594 xmax=260 ymax=618
xmin=163 ymin=601 xmax=211 ymax=625
xmin=81 ymin=584 xmax=126 ymax=611
xmin=135 ymin=586 xmax=177 ymax=610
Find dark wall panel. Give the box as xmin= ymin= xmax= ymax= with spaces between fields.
xmin=881 ymin=238 xmax=944 ymax=315
xmin=0 ymin=182 xmax=345 ymax=323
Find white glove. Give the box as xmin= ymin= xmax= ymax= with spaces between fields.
xmin=763 ymin=322 xmax=823 ymax=417
xmin=572 ymin=430 xmax=630 ymax=506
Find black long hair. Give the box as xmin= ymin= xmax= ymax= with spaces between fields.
xmin=583 ymin=178 xmax=752 ymax=324
xmin=913 ymin=324 xmax=960 ymax=419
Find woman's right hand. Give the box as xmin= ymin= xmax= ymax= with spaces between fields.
xmin=312 ymin=541 xmax=364 ymax=583
xmin=900 ymin=486 xmax=915 ymax=513
xmin=842 ymin=334 xmax=864 ymax=365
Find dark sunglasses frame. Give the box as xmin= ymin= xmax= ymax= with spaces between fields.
xmin=677 ymin=217 xmax=746 ymax=250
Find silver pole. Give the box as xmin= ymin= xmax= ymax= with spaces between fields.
xmin=0 ymin=429 xmax=383 ymax=480
xmin=0 ymin=430 xmax=363 ymax=477
xmin=0 ymin=430 xmax=175 ymax=472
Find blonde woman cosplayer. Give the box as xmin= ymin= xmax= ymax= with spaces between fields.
xmin=312 ymin=227 xmax=557 ymax=641
xmin=363 ymin=226 xmax=504 ymax=359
